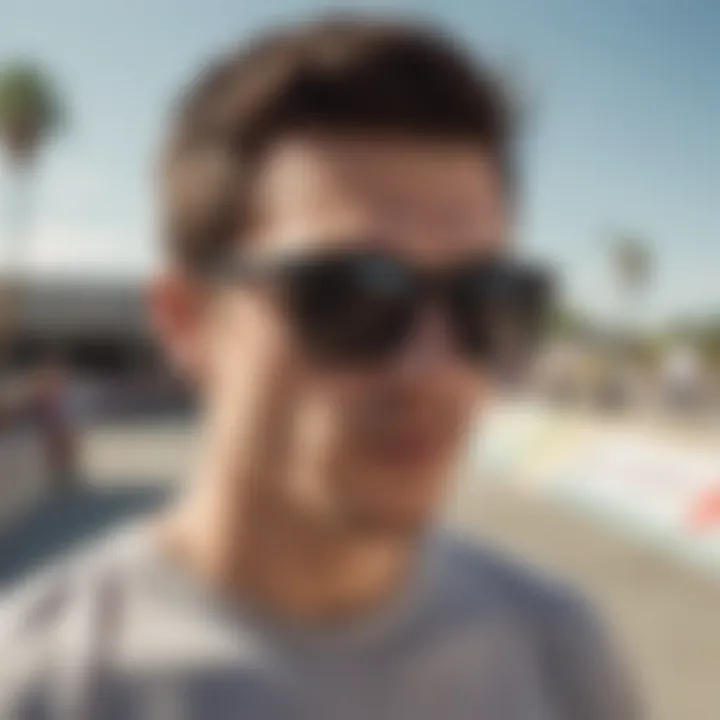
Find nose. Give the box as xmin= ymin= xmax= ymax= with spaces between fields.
xmin=391 ymin=304 xmax=458 ymax=379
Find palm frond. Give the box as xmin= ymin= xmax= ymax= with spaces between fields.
xmin=0 ymin=60 xmax=64 ymax=162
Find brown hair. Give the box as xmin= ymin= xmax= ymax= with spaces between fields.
xmin=160 ymin=15 xmax=516 ymax=270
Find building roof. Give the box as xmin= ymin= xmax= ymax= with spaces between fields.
xmin=10 ymin=277 xmax=148 ymax=340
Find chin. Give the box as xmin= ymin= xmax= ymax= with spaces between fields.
xmin=335 ymin=462 xmax=452 ymax=537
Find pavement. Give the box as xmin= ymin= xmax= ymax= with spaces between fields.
xmin=451 ymin=482 xmax=720 ymax=720
xmin=1 ymin=418 xmax=719 ymax=719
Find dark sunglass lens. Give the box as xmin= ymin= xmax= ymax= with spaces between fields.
xmin=449 ymin=264 xmax=551 ymax=366
xmin=288 ymin=254 xmax=417 ymax=362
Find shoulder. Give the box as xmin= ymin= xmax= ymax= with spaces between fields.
xmin=434 ymin=532 xmax=641 ymax=719
xmin=0 ymin=524 xmax=153 ymax=717
xmin=1 ymin=521 xmax=151 ymax=627
xmin=436 ymin=531 xmax=597 ymax=623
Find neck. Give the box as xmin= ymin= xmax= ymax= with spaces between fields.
xmin=157 ymin=439 xmax=416 ymax=623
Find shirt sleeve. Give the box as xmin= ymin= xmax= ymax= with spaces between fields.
xmin=0 ymin=573 xmax=65 ymax=719
xmin=536 ymin=590 xmax=643 ymax=720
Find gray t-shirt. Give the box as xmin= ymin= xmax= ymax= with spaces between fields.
xmin=0 ymin=524 xmax=639 ymax=720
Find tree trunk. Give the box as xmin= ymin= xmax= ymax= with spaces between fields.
xmin=1 ymin=160 xmax=33 ymax=371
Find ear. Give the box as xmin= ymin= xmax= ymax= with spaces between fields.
xmin=147 ymin=272 xmax=210 ymax=383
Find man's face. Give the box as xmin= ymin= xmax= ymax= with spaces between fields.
xmin=165 ymin=135 xmax=508 ymax=535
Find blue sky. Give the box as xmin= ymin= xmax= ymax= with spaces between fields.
xmin=0 ymin=0 xmax=718 ymax=324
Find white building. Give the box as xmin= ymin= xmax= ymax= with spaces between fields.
xmin=8 ymin=277 xmax=155 ymax=374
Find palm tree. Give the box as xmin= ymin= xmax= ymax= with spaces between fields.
xmin=613 ymin=234 xmax=651 ymax=303
xmin=609 ymin=234 xmax=653 ymax=406
xmin=0 ymin=60 xmax=64 ymax=361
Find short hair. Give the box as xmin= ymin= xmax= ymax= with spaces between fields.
xmin=160 ymin=15 xmax=516 ymax=271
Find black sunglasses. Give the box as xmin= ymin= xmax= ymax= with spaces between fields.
xmin=205 ymin=248 xmax=553 ymax=367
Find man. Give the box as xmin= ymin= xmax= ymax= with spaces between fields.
xmin=0 ymin=16 xmax=639 ymax=719
xmin=31 ymin=362 xmax=80 ymax=493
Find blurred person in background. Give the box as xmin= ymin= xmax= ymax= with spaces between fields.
xmin=662 ymin=343 xmax=702 ymax=414
xmin=30 ymin=360 xmax=80 ymax=492
xmin=0 ymin=15 xmax=638 ymax=720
